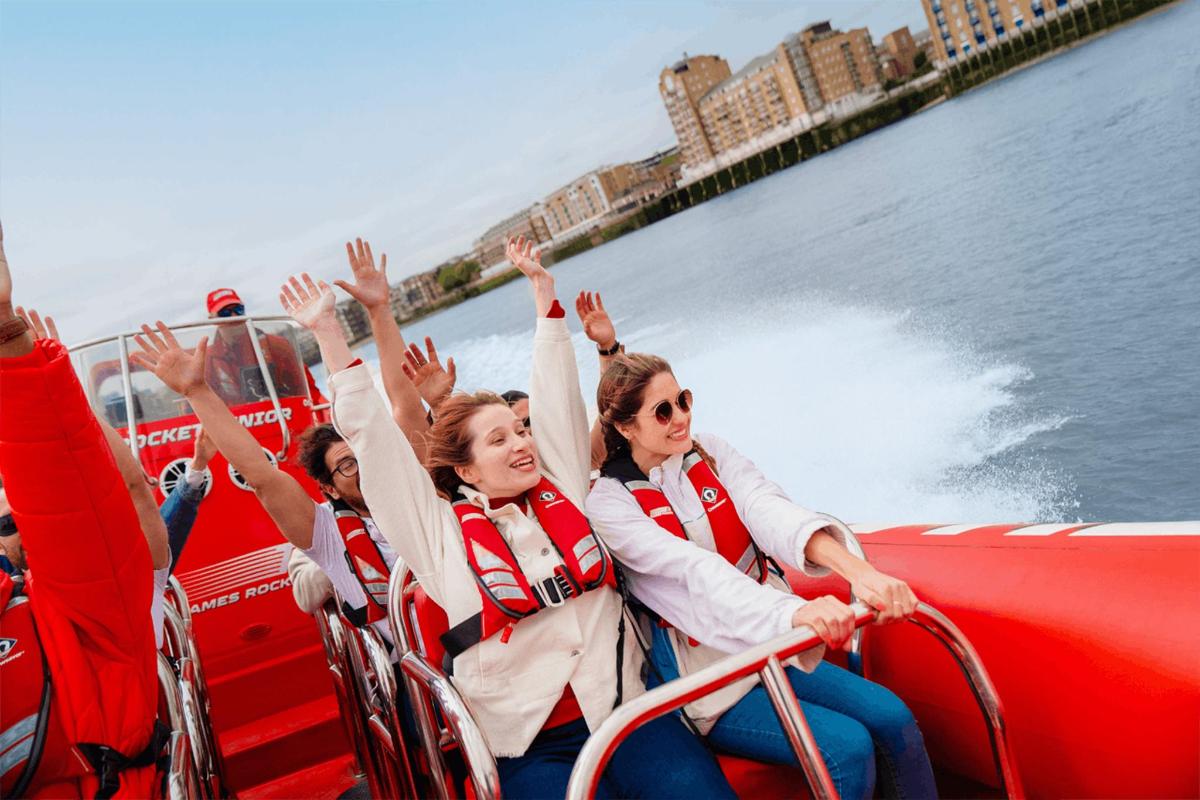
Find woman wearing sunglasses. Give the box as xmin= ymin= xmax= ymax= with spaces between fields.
xmin=587 ymin=352 xmax=937 ymax=800
xmin=291 ymin=237 xmax=734 ymax=799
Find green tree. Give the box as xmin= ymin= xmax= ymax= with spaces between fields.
xmin=436 ymin=259 xmax=481 ymax=292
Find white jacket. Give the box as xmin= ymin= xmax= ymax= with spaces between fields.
xmin=585 ymin=431 xmax=848 ymax=730
xmin=330 ymin=317 xmax=643 ymax=758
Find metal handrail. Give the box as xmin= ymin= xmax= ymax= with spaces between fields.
xmin=400 ymin=653 xmax=502 ymax=800
xmin=157 ymin=651 xmax=200 ymax=799
xmin=316 ymin=602 xmax=378 ymax=789
xmin=387 ymin=565 xmax=500 ymax=800
xmin=162 ymin=578 xmax=228 ymax=798
xmin=69 ymin=315 xmax=310 ymax=462
xmin=565 ymin=602 xmax=1023 ymax=800
xmin=341 ymin=620 xmax=410 ymax=800
xmin=359 ymin=625 xmax=422 ymax=797
xmin=117 ymin=335 xmax=140 ymax=465
xmin=163 ymin=605 xmax=222 ymax=799
xmin=242 ymin=318 xmax=291 ymax=461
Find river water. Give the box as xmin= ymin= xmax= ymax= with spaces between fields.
xmin=351 ymin=3 xmax=1199 ymax=524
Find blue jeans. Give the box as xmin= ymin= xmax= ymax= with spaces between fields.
xmin=496 ymin=714 xmax=735 ymax=800
xmin=709 ymin=661 xmax=938 ymax=800
xmin=650 ymin=627 xmax=936 ymax=800
xmin=159 ymin=479 xmax=205 ymax=572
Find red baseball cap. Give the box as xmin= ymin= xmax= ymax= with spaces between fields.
xmin=206 ymin=288 xmax=244 ymax=316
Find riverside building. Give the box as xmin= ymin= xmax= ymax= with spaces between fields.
xmin=921 ymin=0 xmax=1050 ymax=63
xmin=660 ymin=21 xmax=883 ymax=183
xmin=473 ymin=206 xmax=552 ymax=267
xmin=881 ymin=27 xmax=920 ymax=78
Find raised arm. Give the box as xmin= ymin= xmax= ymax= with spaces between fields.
xmin=332 ymin=239 xmax=430 ymax=446
xmin=507 ymin=237 xmax=591 ymax=497
xmin=130 ymin=322 xmax=317 ymax=548
xmin=402 ymin=336 xmax=457 ymax=417
xmin=17 ymin=306 xmax=170 ymax=569
xmin=575 ymin=290 xmax=620 ymax=471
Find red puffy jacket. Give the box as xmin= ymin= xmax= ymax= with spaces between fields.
xmin=0 ymin=339 xmax=159 ymax=798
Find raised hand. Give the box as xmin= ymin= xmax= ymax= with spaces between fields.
xmin=574 ymin=291 xmax=616 ymax=350
xmin=192 ymin=427 xmax=218 ymax=472
xmin=279 ymin=273 xmax=336 ymax=331
xmin=334 ymin=238 xmax=390 ymax=311
xmin=506 ymin=235 xmax=550 ymax=283
xmin=15 ymin=307 xmax=61 ymax=342
xmin=130 ymin=322 xmax=210 ymax=397
xmin=401 ymin=336 xmax=456 ymax=410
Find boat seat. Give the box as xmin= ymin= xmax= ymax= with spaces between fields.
xmin=406 ymin=581 xmax=808 ymax=799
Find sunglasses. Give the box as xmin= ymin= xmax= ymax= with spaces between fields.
xmin=639 ymin=389 xmax=693 ymax=425
xmin=333 ymin=457 xmax=359 ymax=479
xmin=215 ymin=304 xmax=245 ymax=318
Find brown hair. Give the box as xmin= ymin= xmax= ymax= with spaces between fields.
xmin=425 ymin=391 xmax=511 ymax=499
xmin=297 ymin=424 xmax=344 ymax=487
xmin=597 ymin=352 xmax=716 ymax=471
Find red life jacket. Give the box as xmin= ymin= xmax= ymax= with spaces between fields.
xmin=0 ymin=576 xmax=54 ymax=798
xmin=604 ymin=449 xmax=767 ymax=583
xmin=440 ymin=476 xmax=616 ymax=661
xmin=330 ymin=500 xmax=391 ymax=627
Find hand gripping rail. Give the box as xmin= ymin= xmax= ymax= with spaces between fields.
xmin=157 ymin=651 xmax=201 ymax=800
xmin=386 ymin=565 xmax=501 ymax=800
xmin=162 ymin=577 xmax=227 ymax=799
xmin=565 ymin=602 xmax=1024 ymax=800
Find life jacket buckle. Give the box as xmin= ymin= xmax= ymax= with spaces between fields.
xmin=537 ymin=572 xmax=574 ymax=607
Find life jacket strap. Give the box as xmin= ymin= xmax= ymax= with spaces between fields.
xmin=76 ymin=720 xmax=170 ymax=800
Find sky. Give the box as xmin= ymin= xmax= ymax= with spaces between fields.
xmin=0 ymin=0 xmax=927 ymax=341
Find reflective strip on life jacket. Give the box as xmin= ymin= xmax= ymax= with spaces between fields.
xmin=441 ymin=476 xmax=617 ymax=661
xmin=0 ymin=714 xmax=36 ymax=779
xmin=332 ymin=501 xmax=392 ymax=625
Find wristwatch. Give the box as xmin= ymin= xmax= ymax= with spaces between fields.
xmin=597 ymin=340 xmax=621 ymax=357
xmin=0 ymin=316 xmax=29 ymax=345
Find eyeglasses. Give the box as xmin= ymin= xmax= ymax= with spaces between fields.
xmin=215 ymin=304 xmax=245 ymax=318
xmin=639 ymin=389 xmax=693 ymax=425
xmin=333 ymin=457 xmax=359 ymax=479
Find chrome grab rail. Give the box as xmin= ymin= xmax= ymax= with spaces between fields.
xmin=117 ymin=334 xmax=140 ymax=466
xmin=342 ymin=620 xmax=418 ymax=799
xmin=162 ymin=577 xmax=227 ymax=798
xmin=833 ymin=519 xmax=869 ymax=676
xmin=157 ymin=651 xmax=200 ymax=799
xmin=399 ymin=653 xmax=502 ymax=800
xmin=387 ymin=565 xmax=501 ymax=800
xmin=565 ymin=602 xmax=1024 ymax=800
xmin=242 ymin=317 xmax=291 ymax=461
xmin=69 ymin=315 xmax=310 ymax=462
xmin=316 ymin=601 xmax=375 ymax=788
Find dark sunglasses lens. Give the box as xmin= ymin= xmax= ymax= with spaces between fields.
xmin=217 ymin=305 xmax=243 ymax=318
xmin=654 ymin=401 xmax=673 ymax=424
xmin=678 ymin=390 xmax=692 ymax=413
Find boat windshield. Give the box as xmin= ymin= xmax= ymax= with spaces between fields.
xmin=72 ymin=319 xmax=311 ymax=428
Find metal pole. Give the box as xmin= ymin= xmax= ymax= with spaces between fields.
xmin=760 ymin=655 xmax=838 ymax=800
xmin=117 ymin=335 xmax=140 ymax=467
xmin=243 ymin=318 xmax=291 ymax=461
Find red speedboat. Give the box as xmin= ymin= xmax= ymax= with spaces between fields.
xmin=69 ymin=317 xmax=1200 ymax=799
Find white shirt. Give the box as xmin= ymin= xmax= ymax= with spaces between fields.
xmin=303 ymin=502 xmax=400 ymax=649
xmin=586 ymin=431 xmax=848 ymax=727
xmin=330 ymin=316 xmax=644 ymax=758
xmin=150 ymin=566 xmax=171 ymax=649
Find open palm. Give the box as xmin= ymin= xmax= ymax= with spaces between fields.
xmin=575 ymin=291 xmax=615 ymax=348
xmin=279 ymin=273 xmax=336 ymax=330
xmin=131 ymin=322 xmax=210 ymax=396
xmin=334 ymin=238 xmax=390 ymax=311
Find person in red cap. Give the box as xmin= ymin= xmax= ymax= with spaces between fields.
xmin=205 ymin=287 xmax=326 ymax=407
xmin=0 ymin=221 xmax=165 ymax=798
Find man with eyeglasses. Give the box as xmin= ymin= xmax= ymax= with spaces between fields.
xmin=205 ymin=288 xmax=325 ymax=406
xmin=131 ymin=320 xmax=401 ymax=649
